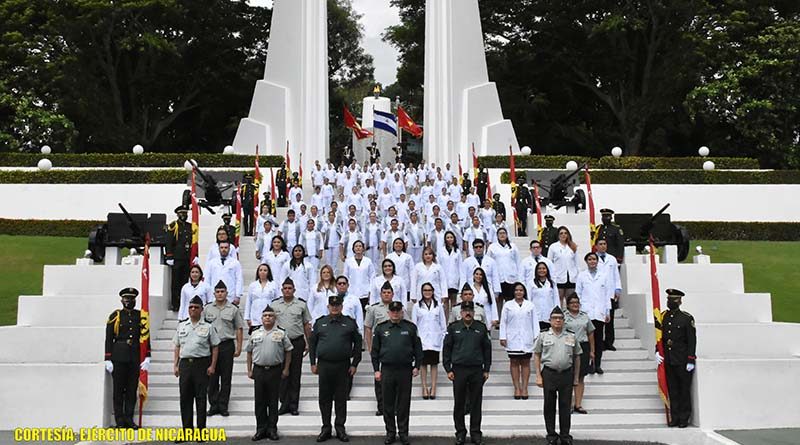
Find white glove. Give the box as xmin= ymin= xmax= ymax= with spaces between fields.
xmin=105 ymin=360 xmax=114 ymax=373
xmin=655 ymin=352 xmax=663 ymax=365
xmin=140 ymin=357 xmax=151 ymax=372
xmin=166 ymin=259 xmax=175 ymax=266
xmin=686 ymin=363 xmax=695 ymax=372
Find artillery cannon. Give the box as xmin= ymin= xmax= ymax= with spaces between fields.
xmin=613 ymin=204 xmax=691 ymax=261
xmin=525 ymin=166 xmax=587 ymax=212
xmin=87 ymin=204 xmax=167 ymax=263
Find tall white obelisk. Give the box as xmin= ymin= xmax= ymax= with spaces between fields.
xmin=233 ymin=0 xmax=328 ymax=178
xmin=424 ymin=0 xmax=519 ymax=167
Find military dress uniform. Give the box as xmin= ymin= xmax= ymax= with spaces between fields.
xmin=514 ymin=182 xmax=533 ymax=236
xmin=309 ymin=296 xmax=363 ymax=440
xmin=204 ymin=298 xmax=244 ymax=415
xmin=594 ymin=209 xmax=625 ymax=263
xmin=276 ymin=167 xmax=288 ymax=207
xmin=271 ymin=295 xmax=312 ymax=414
xmin=442 ymin=302 xmax=493 ymax=445
xmin=241 ymin=174 xmax=257 ymax=236
xmin=365 ymin=300 xmax=393 ymax=415
xmin=173 ymin=301 xmax=221 ymax=430
xmin=491 ymin=195 xmax=506 ymax=221
xmin=221 ymin=215 xmax=236 ymax=243
xmin=246 ymin=323 xmax=294 ymax=440
xmin=166 ymin=206 xmax=193 ymax=311
xmin=659 ymin=289 xmax=697 ymax=427
xmin=104 ymin=288 xmax=151 ymax=428
xmin=476 ymin=170 xmax=488 ymax=205
xmin=540 ymin=216 xmax=559 ymax=257
xmin=370 ymin=302 xmax=423 ymax=443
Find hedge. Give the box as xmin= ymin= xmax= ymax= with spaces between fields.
xmin=499 ymin=170 xmax=800 ymax=184
xmin=675 ymin=222 xmax=800 ymax=241
xmin=0 ymin=169 xmax=251 ymax=184
xmin=479 ymin=155 xmax=759 ymax=170
xmin=0 ymin=219 xmax=103 ymax=237
xmin=0 ymin=153 xmax=283 ymax=168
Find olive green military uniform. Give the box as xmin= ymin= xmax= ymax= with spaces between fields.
xmin=450 ymin=302 xmax=488 ymax=324
xmin=660 ymin=308 xmax=697 ymax=426
xmin=366 ymin=301 xmax=392 ymax=414
xmin=594 ymin=223 xmax=624 ymax=262
xmin=540 ymin=224 xmax=559 ymax=257
xmin=105 ymin=308 xmax=151 ymax=428
xmin=371 ymin=318 xmax=423 ymax=439
xmin=173 ymin=319 xmax=221 ymax=429
xmin=534 ymin=329 xmax=582 ymax=444
xmin=204 ymin=301 xmax=244 ymax=414
xmin=246 ymin=325 xmax=294 ymax=437
xmin=271 ymin=296 xmax=312 ymax=413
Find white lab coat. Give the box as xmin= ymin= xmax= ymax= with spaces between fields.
xmin=310 ymin=285 xmax=337 ymax=322
xmin=597 ymin=253 xmax=622 ymax=291
xmin=575 ymin=268 xmax=613 ymax=322
xmin=343 ymin=256 xmax=375 ymax=298
xmin=499 ymin=299 xmax=540 ymax=353
xmin=262 ymin=250 xmax=290 ymax=284
xmin=369 ymin=275 xmax=406 ymax=305
xmin=245 ymin=280 xmax=278 ymax=326
xmin=411 ymin=262 xmax=448 ymax=302
xmin=178 ymin=281 xmax=213 ymax=320
xmin=438 ymin=247 xmax=463 ymax=290
xmin=547 ymin=242 xmax=579 ymax=284
xmin=279 ymin=260 xmax=316 ymax=300
xmin=342 ymin=293 xmax=365 ymax=334
xmin=461 ymin=256 xmax=502 ymax=295
xmin=385 ymin=251 xmax=414 ymax=294
xmin=412 ymin=300 xmax=448 ymax=351
xmin=464 ymin=281 xmax=499 ymax=324
xmin=528 ymin=279 xmax=560 ymax=323
xmin=205 ymin=255 xmax=244 ymax=302
xmin=487 ymin=242 xmax=520 ymax=284
xmin=206 ymin=243 xmax=239 ymax=263
xmin=520 ymin=255 xmax=555 ymax=286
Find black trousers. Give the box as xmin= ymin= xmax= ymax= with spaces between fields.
xmin=605 ymin=300 xmax=618 ymax=348
xmin=277 ymin=182 xmax=287 ymax=207
xmin=374 ymin=374 xmax=384 ymax=413
xmin=452 ymin=365 xmax=484 ymax=439
xmin=243 ymin=204 xmax=254 ymax=236
xmin=253 ymin=364 xmax=282 ymax=434
xmin=179 ymin=356 xmax=210 ymax=429
xmin=516 ymin=205 xmax=528 ymax=236
xmin=208 ymin=339 xmax=234 ymax=411
xmin=666 ymin=363 xmax=693 ymax=424
xmin=171 ymin=260 xmax=190 ymax=310
xmin=542 ymin=367 xmax=573 ymax=441
xmin=112 ymin=360 xmax=139 ymax=426
xmin=381 ymin=365 xmax=413 ymax=436
xmin=318 ymin=360 xmax=350 ymax=433
xmin=280 ymin=336 xmax=305 ymax=410
xmin=591 ymin=320 xmax=605 ymax=370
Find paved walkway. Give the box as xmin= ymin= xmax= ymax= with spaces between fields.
xmin=717 ymin=428 xmax=800 ymax=445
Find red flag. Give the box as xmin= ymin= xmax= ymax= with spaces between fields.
xmin=458 ymin=154 xmax=463 ymax=183
xmin=585 ymin=164 xmax=598 ymax=249
xmin=649 ymin=235 xmax=672 ymax=422
xmin=343 ymin=105 xmax=374 ymax=140
xmin=509 ymin=146 xmax=517 ymax=185
xmin=299 ymin=152 xmax=304 ymax=187
xmin=189 ymin=170 xmax=200 ymax=265
xmin=254 ymin=146 xmax=261 ymax=221
xmin=285 ymin=141 xmax=292 ymax=197
xmin=137 ymin=234 xmax=152 ymax=427
xmin=471 ymin=143 xmax=479 ymax=180
xmin=270 ymin=168 xmax=277 ymax=217
xmin=533 ymin=181 xmax=543 ymax=229
xmin=397 ymin=105 xmax=423 ymax=138
xmin=486 ymin=171 xmax=493 ymax=202
xmin=234 ymin=184 xmax=242 ymax=248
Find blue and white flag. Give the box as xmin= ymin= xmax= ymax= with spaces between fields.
xmin=373 ymin=110 xmax=398 ymax=137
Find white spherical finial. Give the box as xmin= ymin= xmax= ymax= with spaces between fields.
xmin=566 ymin=161 xmax=579 ymax=171
xmin=703 ymin=160 xmax=715 ymax=171
xmin=520 ymin=146 xmax=532 ymax=156
xmin=84 ymin=249 xmax=93 ymax=258
xmin=132 ymin=144 xmax=144 ymax=155
xmin=223 ymin=145 xmax=235 ymax=155
xmin=184 ymin=160 xmax=194 ymax=171
xmin=611 ymin=146 xmax=623 ymax=158
xmin=698 ymin=146 xmax=710 ymax=157
xmin=695 ymin=245 xmax=703 ymax=255
xmin=37 ymin=158 xmax=52 ymax=171
xmin=40 ymin=145 xmax=52 ymax=155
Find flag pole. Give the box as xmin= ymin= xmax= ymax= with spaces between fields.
xmin=396 ymin=96 xmax=402 ymax=147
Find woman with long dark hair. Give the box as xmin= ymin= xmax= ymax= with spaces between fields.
xmin=411 ymin=247 xmax=447 ymax=305
xmin=547 ymin=226 xmax=579 ymax=306
xmin=439 ymin=231 xmax=463 ymax=319
xmin=529 ymin=262 xmax=560 ymax=332
xmin=263 ymin=235 xmax=290 ymax=284
xmin=412 ymin=282 xmax=447 ymax=399
xmin=279 ymin=244 xmax=315 ymax=299
xmin=466 ymin=267 xmax=498 ymax=328
xmin=487 ymin=227 xmax=520 ymax=320
xmin=575 ymin=252 xmax=612 ymax=375
xmin=178 ymin=265 xmax=212 ymax=321
xmin=369 ymin=258 xmax=406 ymax=304
xmin=245 ymin=264 xmax=277 ymax=334
xmin=499 ymin=283 xmax=540 ymax=399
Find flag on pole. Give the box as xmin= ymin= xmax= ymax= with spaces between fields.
xmin=486 ymin=171 xmax=493 ymax=202
xmin=270 ymin=168 xmax=277 ymax=217
xmin=298 ymin=152 xmax=304 ymax=186
xmin=285 ymin=141 xmax=292 ymax=197
xmin=458 ymin=155 xmax=463 ymax=184
xmin=585 ymin=165 xmax=598 ymax=249
xmin=234 ymin=184 xmax=242 ymax=248
xmin=373 ymin=110 xmax=398 ymax=137
xmin=189 ymin=170 xmax=200 ymax=265
xmin=533 ymin=181 xmax=543 ymax=241
xmin=649 ymin=235 xmax=672 ymax=421
xmin=137 ymin=234 xmax=152 ymax=427
xmin=344 ymin=105 xmax=374 ymax=140
xmin=254 ymin=146 xmax=262 ymax=221
xmin=397 ymin=106 xmax=423 ymax=138
xmin=509 ymin=146 xmax=520 ymax=231
xmin=471 ymin=143 xmax=479 ymax=180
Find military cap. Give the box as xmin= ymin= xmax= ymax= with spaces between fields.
xmin=388 ymin=301 xmax=404 ymax=311
xmin=175 ymin=206 xmax=189 ymax=214
xmin=244 ymin=173 xmax=253 ymax=179
xmin=282 ymin=277 xmax=295 ymax=287
xmin=189 ymin=296 xmax=204 ymax=306
xmin=600 ymin=208 xmax=615 ymax=215
xmin=222 ymin=213 xmax=232 ymax=219
xmin=460 ymin=283 xmax=473 ymax=293
xmin=328 ymin=295 xmax=344 ymax=306
xmin=119 ymin=287 xmax=139 ymax=298
xmin=493 ymin=193 xmax=500 ymax=199
xmin=262 ymin=305 xmax=275 ymax=313
xmin=460 ymin=300 xmax=475 ymax=311
xmin=666 ymin=288 xmax=685 ymax=298
xmin=381 ymin=281 xmax=394 ymax=291
xmin=550 ymin=306 xmax=565 ymax=317
xmin=214 ymin=280 xmax=227 ymax=290
xmin=544 ymin=215 xmax=555 ymax=221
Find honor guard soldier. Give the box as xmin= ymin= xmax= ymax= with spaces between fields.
xmin=476 ymin=168 xmax=488 ymax=206
xmin=656 ymin=289 xmax=697 ymax=428
xmin=221 ymin=213 xmax=236 ymax=242
xmin=371 ymin=300 xmax=423 ymax=445
xmin=173 ymin=296 xmax=220 ymax=432
xmin=461 ymin=173 xmax=472 ymax=197
xmin=540 ymin=215 xmax=559 ymax=256
xmin=276 ymin=163 xmax=288 ymax=207
xmin=166 ymin=205 xmax=193 ymax=311
xmin=365 ymin=282 xmax=397 ymax=417
xmin=595 ymin=209 xmax=625 ymax=263
xmin=104 ymin=287 xmax=151 ymax=428
xmin=246 ymin=306 xmax=294 ymax=441
xmin=271 ymin=278 xmax=313 ymax=416
xmin=514 ymin=178 xmax=533 ymax=236
xmin=443 ymin=300 xmax=492 ymax=445
xmin=310 ymin=295 xmax=363 ymax=443
xmin=241 ymin=173 xmax=257 ymax=236
xmin=204 ymin=280 xmax=244 ymax=417
xmin=534 ymin=306 xmax=582 ymax=445
xmin=491 ymin=193 xmax=506 ymax=221
xmin=450 ymin=285 xmax=488 ymax=324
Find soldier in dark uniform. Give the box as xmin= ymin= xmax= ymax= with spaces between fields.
xmin=476 ymin=168 xmax=489 ymax=206
xmin=276 ymin=163 xmax=288 ymax=207
xmin=104 ymin=287 xmax=151 ymax=428
xmin=595 ymin=209 xmax=625 ymax=263
xmin=369 ymin=142 xmax=380 ymax=164
xmin=343 ymin=146 xmax=354 ymax=166
xmin=656 ymin=289 xmax=697 ymax=428
xmin=221 ymin=213 xmax=236 ymax=242
xmin=491 ymin=193 xmax=506 ymax=221
xmin=166 ymin=205 xmax=193 ymax=311
xmin=461 ymin=173 xmax=472 ymax=197
xmin=541 ymin=215 xmax=559 ymax=256
xmin=515 ymin=178 xmax=533 ymax=237
xmin=310 ymin=295 xmax=363 ymax=443
xmin=443 ymin=301 xmax=492 ymax=445
xmin=263 ymin=191 xmax=275 ymax=217
xmin=241 ymin=173 xmax=257 ymax=237
xmin=371 ymin=299 xmax=423 ymax=445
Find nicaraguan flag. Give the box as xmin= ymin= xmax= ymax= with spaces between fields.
xmin=373 ymin=110 xmax=398 ymax=137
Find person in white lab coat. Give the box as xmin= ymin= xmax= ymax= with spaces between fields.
xmin=574 ymin=252 xmax=612 ymax=375
xmin=310 ymin=265 xmax=337 ymax=322
xmin=520 ymin=239 xmax=554 ymax=286
xmin=527 ymin=262 xmax=561 ymax=332
xmin=412 ymin=282 xmax=448 ymax=400
xmin=385 ymin=238 xmax=414 ymax=302
xmin=279 ymin=245 xmax=315 ymax=302
xmin=499 ymin=283 xmax=540 ymax=400
xmin=465 ymin=267 xmax=499 ymax=328
xmin=487 ymin=228 xmax=520 ymax=320
xmin=244 ymin=264 xmax=278 ymax=334
xmin=461 ymin=239 xmax=502 ymax=299
xmin=410 ymin=247 xmax=448 ymax=304
xmin=404 ymin=212 xmax=426 ymax=263
xmin=261 ymin=235 xmax=290 ymax=284
xmin=369 ymin=259 xmax=406 ymax=304
xmin=595 ymin=238 xmax=622 ymax=352
xmin=547 ymin=226 xmax=579 ymax=306
xmin=438 ymin=231 xmax=463 ymax=319
xmin=177 ymin=265 xmax=213 ymax=321
xmin=342 ymin=240 xmax=375 ymax=311
xmin=206 ymin=226 xmax=239 ymax=263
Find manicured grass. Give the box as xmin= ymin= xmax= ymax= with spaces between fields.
xmin=0 ymin=235 xmax=87 ymax=326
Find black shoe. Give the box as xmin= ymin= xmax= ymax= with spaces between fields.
xmin=375 ymin=410 xmax=384 ymax=416
xmin=429 ymin=395 xmax=436 ymax=400
xmin=317 ymin=430 xmax=332 ymax=442
xmin=596 ymin=367 xmax=604 ymax=375
xmin=471 ymin=435 xmax=484 ymax=445
xmin=399 ymin=435 xmax=410 ymax=445
xmin=455 ymin=434 xmax=466 ymax=445
xmin=336 ymin=430 xmax=350 ymax=442
xmin=207 ymin=407 xmax=220 ymax=416
xmin=560 ymin=437 xmax=573 ymax=445
xmin=573 ymin=406 xmax=587 ymax=414
xmin=384 ymin=433 xmax=397 ymax=444
xmin=278 ymin=406 xmax=290 ymax=416
xmin=251 ymin=431 xmax=268 ymax=441
xmin=267 ymin=431 xmax=279 ymax=441
xmin=605 ymin=344 xmax=617 ymax=351
xmin=291 ymin=409 xmax=299 ymax=416
xmin=668 ymin=420 xmax=679 ymax=427
xmin=678 ymin=422 xmax=689 ymax=428
xmin=546 ymin=438 xmax=559 ymax=445
xmin=220 ymin=409 xmax=230 ymax=417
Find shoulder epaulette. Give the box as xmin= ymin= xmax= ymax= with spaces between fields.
xmin=204 ymin=301 xmax=213 ymax=306
xmin=276 ymin=326 xmax=286 ymax=331
xmin=298 ymin=298 xmax=307 ymax=303
xmin=565 ymin=328 xmax=575 ymax=334
xmin=370 ymin=302 xmax=381 ymax=307
xmin=475 ymin=302 xmax=484 ymax=307
xmin=178 ymin=318 xmax=189 ymax=323
xmin=107 ymin=310 xmax=120 ymax=323
xmin=271 ymin=296 xmax=283 ymax=302
xmin=682 ymin=311 xmax=694 ymax=318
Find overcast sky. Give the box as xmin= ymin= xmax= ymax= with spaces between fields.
xmin=248 ymin=0 xmax=401 ymax=85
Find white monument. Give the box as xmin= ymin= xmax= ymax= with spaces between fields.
xmin=353 ymin=93 xmax=399 ymax=165
xmin=423 ymin=0 xmax=519 ymax=167
xmin=233 ymin=0 xmax=328 ymax=178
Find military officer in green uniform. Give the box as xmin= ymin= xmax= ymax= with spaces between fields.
xmin=371 ymin=297 xmax=422 ymax=445
xmin=656 ymin=289 xmax=697 ymax=428
xmin=246 ymin=305 xmax=294 ymax=441
xmin=104 ymin=287 xmax=151 ymax=428
xmin=443 ymin=301 xmax=493 ymax=445
xmin=310 ymin=295 xmax=363 ymax=443
xmin=595 ymin=209 xmax=624 ymax=263
xmin=365 ymin=282 xmax=397 ymax=417
xmin=450 ymin=284 xmax=488 ymax=324
xmin=271 ymin=278 xmax=313 ymax=416
xmin=173 ymin=296 xmax=220 ymax=431
xmin=534 ymin=306 xmax=582 ymax=445
xmin=276 ymin=163 xmax=288 ymax=207
xmin=241 ymin=173 xmax=258 ymax=236
xmin=221 ymin=213 xmax=236 ymax=242
xmin=166 ymin=205 xmax=193 ymax=311
xmin=491 ymin=193 xmax=506 ymax=221
xmin=540 ymin=215 xmax=559 ymax=256
xmin=204 ymin=280 xmax=244 ymax=417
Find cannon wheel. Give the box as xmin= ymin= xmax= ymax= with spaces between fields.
xmin=88 ymin=224 xmax=107 ymax=263
xmin=674 ymin=224 xmax=690 ymax=262
xmin=572 ymin=189 xmax=587 ymax=211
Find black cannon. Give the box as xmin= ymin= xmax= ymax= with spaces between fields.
xmin=185 ymin=160 xmax=241 ymax=214
xmin=87 ymin=204 xmax=168 ymax=262
xmin=613 ymin=204 xmax=691 ymax=261
xmin=524 ymin=166 xmax=587 ymax=211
